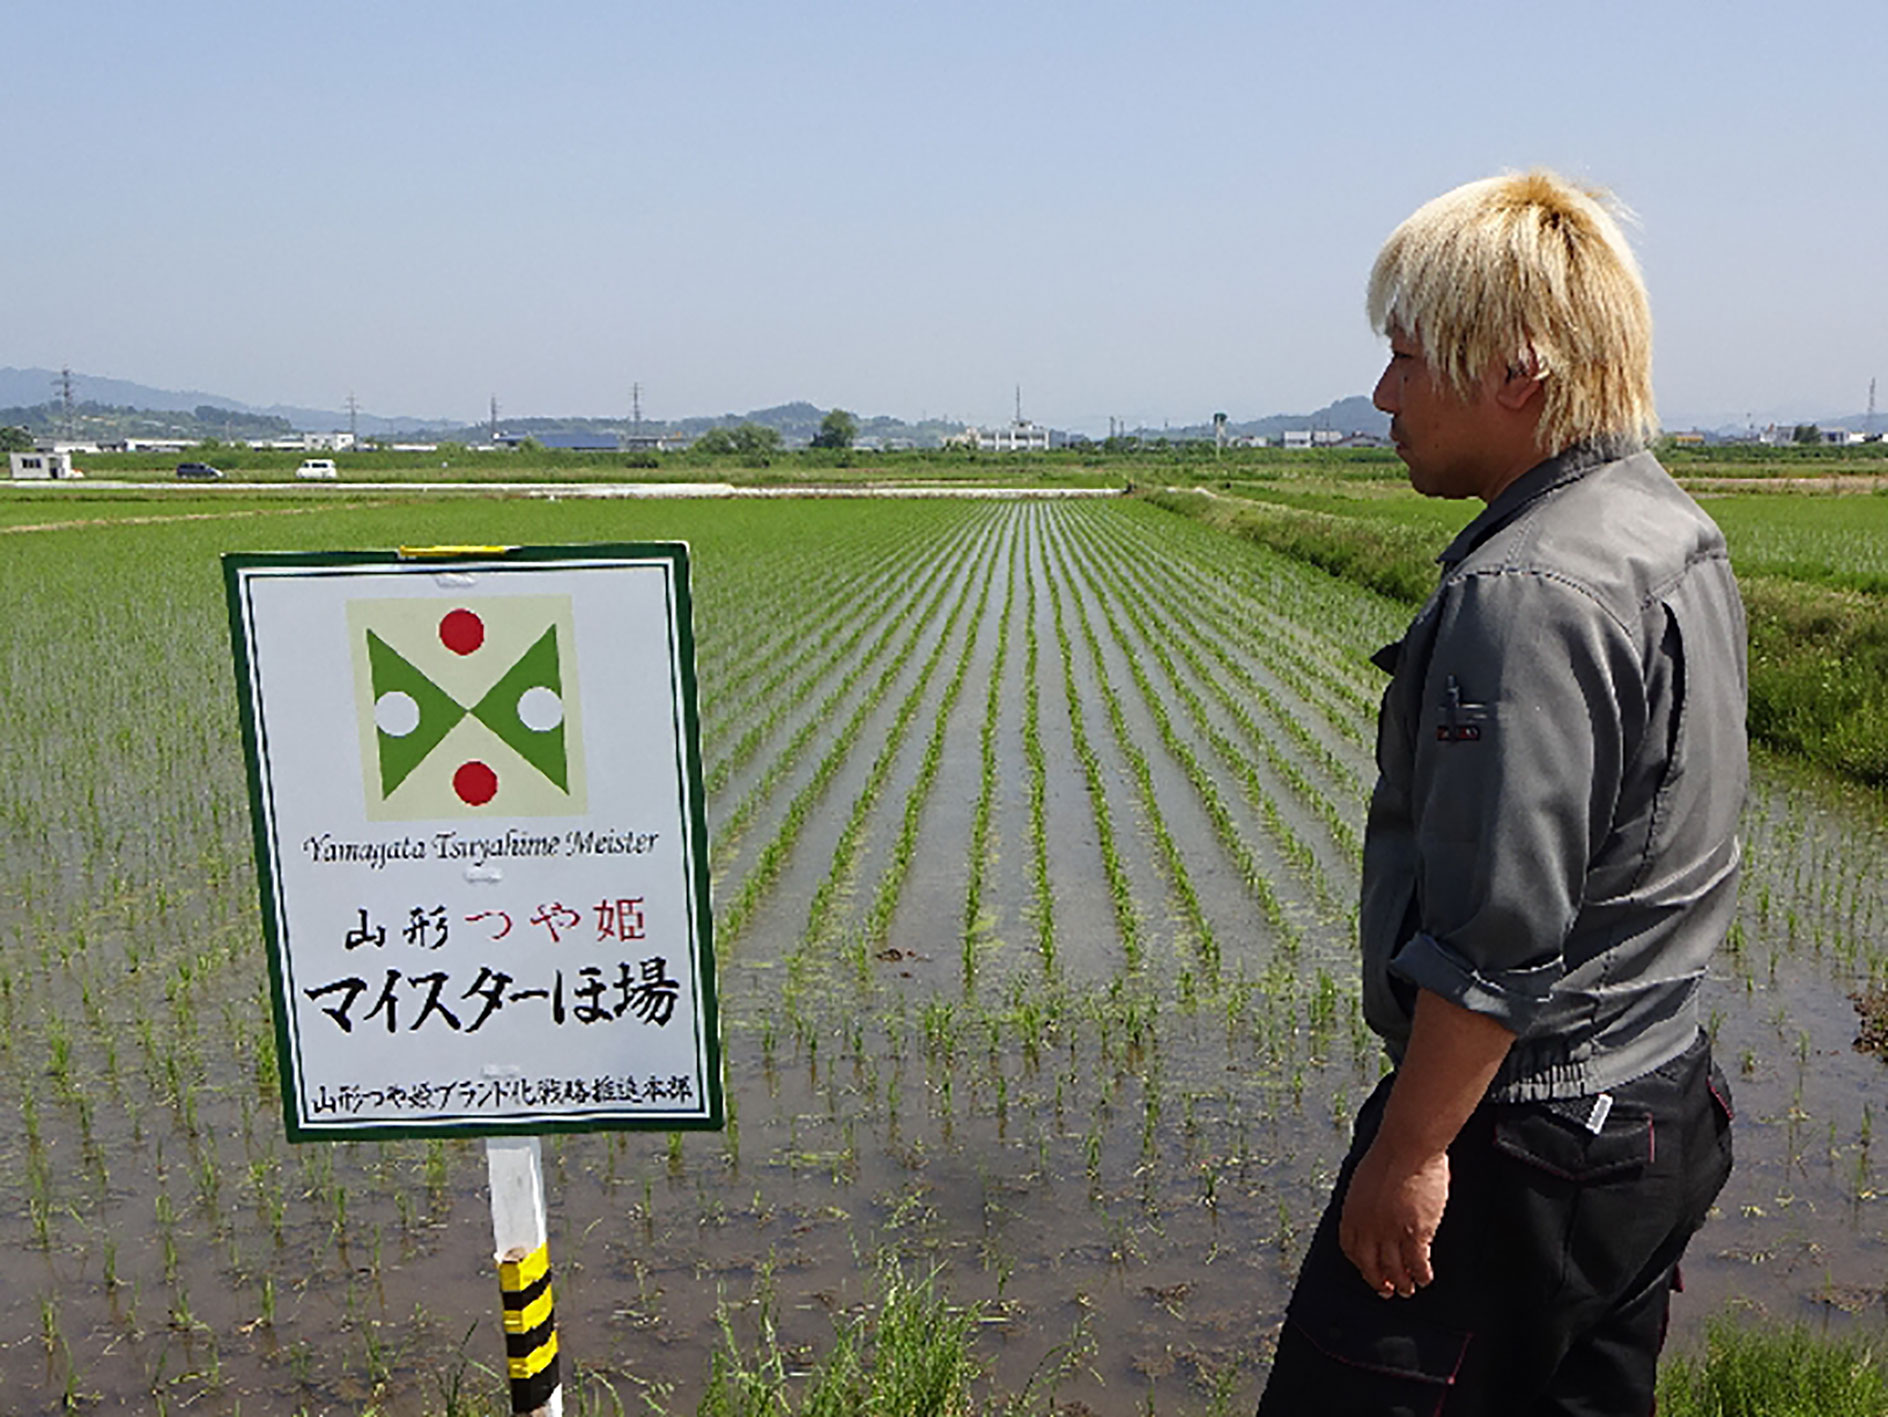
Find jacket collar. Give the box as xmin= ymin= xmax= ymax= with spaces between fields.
xmin=1437 ymin=437 xmax=1640 ymax=570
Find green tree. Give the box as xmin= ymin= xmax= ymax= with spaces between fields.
xmin=812 ymin=408 xmax=858 ymax=450
xmin=1793 ymin=424 xmax=1822 ymax=445
xmin=731 ymin=422 xmax=782 ymax=459
xmin=0 ymin=425 xmax=32 ymax=453
xmin=688 ymin=427 xmax=736 ymax=456
xmin=689 ymin=422 xmax=781 ymax=465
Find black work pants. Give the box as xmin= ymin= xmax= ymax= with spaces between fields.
xmin=1258 ymin=1032 xmax=1733 ymax=1417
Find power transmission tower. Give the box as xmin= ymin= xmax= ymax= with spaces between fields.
xmin=54 ymin=367 xmax=75 ymax=439
xmin=347 ymin=391 xmax=359 ymax=448
xmin=490 ymin=395 xmax=500 ymax=445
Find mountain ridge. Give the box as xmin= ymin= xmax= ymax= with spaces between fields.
xmin=8 ymin=367 xmax=1866 ymax=443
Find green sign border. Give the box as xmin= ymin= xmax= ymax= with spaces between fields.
xmin=224 ymin=543 xmax=724 ymax=1142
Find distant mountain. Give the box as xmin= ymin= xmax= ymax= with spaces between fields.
xmin=0 ymin=367 xmax=243 ymax=416
xmin=9 ymin=367 xmax=1879 ymax=447
xmin=0 ymin=366 xmax=1449 ymax=447
xmin=1666 ymin=408 xmax=1886 ymax=438
xmin=1133 ymin=395 xmax=1390 ymax=442
xmin=0 ymin=367 xmax=459 ymax=436
xmin=460 ymin=400 xmax=975 ymax=449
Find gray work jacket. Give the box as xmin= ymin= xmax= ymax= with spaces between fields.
xmin=1360 ymin=443 xmax=1747 ymax=1101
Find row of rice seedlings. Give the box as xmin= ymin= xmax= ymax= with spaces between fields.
xmin=714 ymin=519 xmax=991 ymax=947
xmin=1104 ymin=504 xmax=1377 ymax=797
xmin=793 ymin=521 xmax=993 ymax=973
xmin=1063 ymin=528 xmax=1313 ymax=949
xmin=1736 ymin=768 xmax=1888 ymax=985
xmin=1021 ymin=518 xmax=1056 ymax=969
xmin=692 ymin=515 xmax=896 ymax=734
xmin=1118 ymin=499 xmax=1388 ymax=748
xmin=962 ymin=520 xmax=1021 ymax=983
xmin=1043 ymin=511 xmax=1141 ymax=970
xmin=1041 ymin=519 xmax=1222 ymax=981
xmin=702 ymin=526 xmax=942 ymax=792
xmin=858 ymin=528 xmax=1005 ymax=958
xmin=1063 ymin=507 xmax=1365 ymax=882
xmin=1082 ymin=501 xmax=1374 ymax=813
xmin=709 ymin=512 xmax=986 ymax=877
xmin=1128 ymin=489 xmax=1412 ymax=692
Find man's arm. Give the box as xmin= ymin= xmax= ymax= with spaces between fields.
xmin=1339 ymin=988 xmax=1515 ymax=1298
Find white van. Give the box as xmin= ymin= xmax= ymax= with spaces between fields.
xmin=295 ymin=458 xmax=339 ymax=480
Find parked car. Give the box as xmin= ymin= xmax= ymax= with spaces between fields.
xmin=295 ymin=458 xmax=339 ymax=480
xmin=175 ymin=461 xmax=223 ymax=480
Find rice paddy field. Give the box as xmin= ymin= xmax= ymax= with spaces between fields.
xmin=4 ymin=484 xmax=1888 ymax=1414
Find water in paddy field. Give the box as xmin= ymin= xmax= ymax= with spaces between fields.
xmin=0 ymin=495 xmax=1885 ymax=1414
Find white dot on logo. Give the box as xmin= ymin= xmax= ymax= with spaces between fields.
xmin=517 ymin=685 xmax=563 ymax=732
xmin=375 ymin=690 xmax=421 ymax=737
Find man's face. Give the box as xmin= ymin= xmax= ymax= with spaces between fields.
xmin=1372 ymin=328 xmax=1507 ymax=500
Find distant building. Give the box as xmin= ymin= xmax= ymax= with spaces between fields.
xmin=623 ymin=431 xmax=690 ymax=454
xmin=9 ymin=450 xmax=81 ymax=479
xmin=947 ymin=417 xmax=1052 ymax=453
xmin=248 ymin=432 xmax=357 ymax=452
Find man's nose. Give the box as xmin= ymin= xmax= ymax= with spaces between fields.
xmin=1372 ymin=367 xmax=1397 ymax=414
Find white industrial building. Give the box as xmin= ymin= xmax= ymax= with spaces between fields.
xmin=946 ymin=417 xmax=1052 ymax=453
xmin=9 ymin=450 xmax=82 ymax=479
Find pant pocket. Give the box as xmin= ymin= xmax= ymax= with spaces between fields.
xmin=1269 ymin=1276 xmax=1471 ymax=1417
xmin=1491 ymin=1098 xmax=1653 ymax=1183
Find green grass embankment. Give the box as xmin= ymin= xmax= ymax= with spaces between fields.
xmin=1145 ymin=485 xmax=1888 ymax=790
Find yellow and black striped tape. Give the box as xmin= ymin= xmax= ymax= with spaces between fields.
xmin=498 ymin=1242 xmax=560 ymax=1413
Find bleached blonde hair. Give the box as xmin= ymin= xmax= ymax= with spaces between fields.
xmin=1367 ymin=170 xmax=1656 ymax=452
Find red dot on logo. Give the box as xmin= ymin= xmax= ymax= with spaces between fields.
xmin=454 ymin=760 xmax=498 ymax=806
xmin=440 ymin=608 xmax=485 ymax=656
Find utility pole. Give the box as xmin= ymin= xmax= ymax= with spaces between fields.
xmin=1870 ymin=377 xmax=1878 ymax=436
xmin=631 ymin=382 xmax=642 ymax=434
xmin=347 ymin=391 xmax=359 ymax=449
xmin=490 ymin=395 xmax=500 ymax=446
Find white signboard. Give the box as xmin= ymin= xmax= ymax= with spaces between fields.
xmin=225 ymin=544 xmax=721 ymax=1140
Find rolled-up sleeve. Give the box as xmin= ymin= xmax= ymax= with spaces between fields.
xmin=1387 ymin=571 xmax=1641 ymax=1037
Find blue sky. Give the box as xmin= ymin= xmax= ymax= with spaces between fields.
xmin=6 ymin=2 xmax=1884 ymax=434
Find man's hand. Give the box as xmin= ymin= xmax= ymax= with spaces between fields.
xmin=1339 ymin=1137 xmax=1449 ymax=1298
xmin=1337 ymin=989 xmax=1516 ymax=1298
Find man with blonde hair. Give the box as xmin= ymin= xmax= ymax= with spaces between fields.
xmin=1258 ymin=170 xmax=1743 ymax=1415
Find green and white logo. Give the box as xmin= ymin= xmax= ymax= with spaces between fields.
xmin=348 ymin=595 xmax=585 ymax=820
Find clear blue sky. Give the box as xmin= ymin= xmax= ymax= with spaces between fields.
xmin=6 ymin=2 xmax=1884 ymax=434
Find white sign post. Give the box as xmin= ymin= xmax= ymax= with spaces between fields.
xmin=226 ymin=543 xmax=720 ymax=1414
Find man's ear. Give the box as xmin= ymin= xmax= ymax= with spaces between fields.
xmin=1493 ymin=362 xmax=1545 ymax=414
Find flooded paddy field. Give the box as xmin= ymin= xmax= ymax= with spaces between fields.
xmin=2 ymin=492 xmax=1885 ymax=1414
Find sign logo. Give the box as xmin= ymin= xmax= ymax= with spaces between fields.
xmin=348 ymin=595 xmax=585 ymax=819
